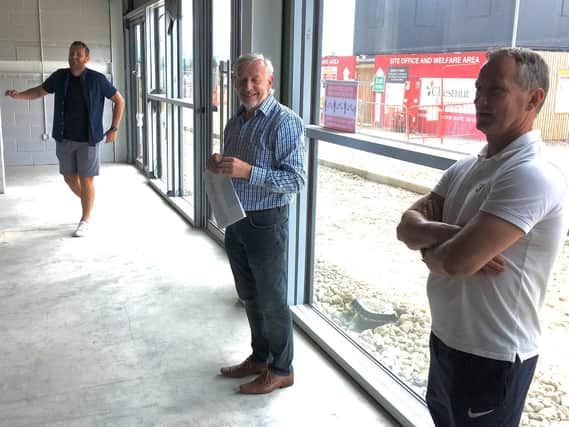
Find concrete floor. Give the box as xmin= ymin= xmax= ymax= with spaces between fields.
xmin=0 ymin=164 xmax=398 ymax=427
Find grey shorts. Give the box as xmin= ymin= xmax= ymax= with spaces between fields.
xmin=56 ymin=139 xmax=100 ymax=177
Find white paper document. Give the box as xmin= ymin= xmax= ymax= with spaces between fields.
xmin=204 ymin=170 xmax=246 ymax=228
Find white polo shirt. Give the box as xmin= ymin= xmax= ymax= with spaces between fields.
xmin=428 ymin=130 xmax=569 ymax=362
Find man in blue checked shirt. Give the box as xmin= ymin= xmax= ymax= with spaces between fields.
xmin=207 ymin=53 xmax=305 ymax=394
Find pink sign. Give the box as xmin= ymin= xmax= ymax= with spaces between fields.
xmin=323 ymin=80 xmax=358 ymax=133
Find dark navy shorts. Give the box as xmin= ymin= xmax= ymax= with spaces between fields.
xmin=56 ymin=139 xmax=100 ymax=177
xmin=426 ymin=332 xmax=537 ymax=427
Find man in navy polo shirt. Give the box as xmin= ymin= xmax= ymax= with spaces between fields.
xmin=5 ymin=41 xmax=125 ymax=237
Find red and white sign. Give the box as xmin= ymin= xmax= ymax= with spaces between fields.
xmin=373 ymin=52 xmax=486 ymax=139
xmin=323 ymin=80 xmax=359 ymax=133
xmin=321 ymin=56 xmax=357 ymax=81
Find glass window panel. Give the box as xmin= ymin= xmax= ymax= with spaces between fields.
xmin=211 ymin=0 xmax=231 ymax=156
xmin=134 ymin=24 xmax=144 ymax=165
xmin=169 ymin=21 xmax=178 ymax=99
xmin=181 ymin=0 xmax=194 ymax=101
xmin=514 ymin=3 xmax=569 ymax=425
xmin=149 ymin=101 xmax=159 ymax=177
xmin=148 ymin=9 xmax=157 ymax=91
xmin=170 ymin=104 xmax=179 ymax=194
xmin=209 ymin=0 xmax=231 ymax=229
xmin=159 ymin=102 xmax=169 ymax=187
xmin=320 ymin=0 xmax=519 ymax=156
xmin=158 ymin=6 xmax=166 ymax=92
xmin=316 ymin=2 xmax=569 ymax=425
xmin=313 ymin=141 xmax=440 ymax=398
xmin=182 ymin=106 xmax=194 ymax=205
xmin=180 ymin=0 xmax=195 ymax=213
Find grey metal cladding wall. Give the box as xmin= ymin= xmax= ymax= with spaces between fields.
xmin=353 ymin=0 xmax=569 ymax=55
xmin=517 ymin=1 xmax=569 ymax=49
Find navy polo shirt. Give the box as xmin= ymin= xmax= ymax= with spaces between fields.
xmin=42 ymin=68 xmax=117 ymax=145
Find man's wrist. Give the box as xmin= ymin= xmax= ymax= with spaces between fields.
xmin=108 ymin=126 xmax=118 ymax=132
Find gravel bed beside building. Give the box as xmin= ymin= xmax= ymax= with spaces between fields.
xmin=312 ymin=156 xmax=569 ymax=426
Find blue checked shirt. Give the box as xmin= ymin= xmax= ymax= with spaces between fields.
xmin=223 ymin=95 xmax=306 ymax=211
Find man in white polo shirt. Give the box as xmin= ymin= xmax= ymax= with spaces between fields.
xmin=397 ymin=47 xmax=568 ymax=426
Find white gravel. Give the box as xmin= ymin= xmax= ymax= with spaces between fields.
xmin=312 ymin=150 xmax=569 ymax=426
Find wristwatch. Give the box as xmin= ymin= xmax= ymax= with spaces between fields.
xmin=108 ymin=126 xmax=118 ymax=132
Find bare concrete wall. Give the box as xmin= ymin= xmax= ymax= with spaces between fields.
xmin=0 ymin=0 xmax=125 ymax=166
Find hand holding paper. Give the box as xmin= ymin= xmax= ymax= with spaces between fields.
xmin=204 ymin=169 xmax=245 ymax=229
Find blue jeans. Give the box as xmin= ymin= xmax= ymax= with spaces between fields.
xmin=224 ymin=205 xmax=293 ymax=376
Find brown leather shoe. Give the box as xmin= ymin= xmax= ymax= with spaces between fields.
xmin=239 ymin=370 xmax=294 ymax=394
xmin=220 ymin=356 xmax=268 ymax=378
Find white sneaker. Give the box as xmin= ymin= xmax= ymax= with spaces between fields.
xmin=73 ymin=220 xmax=89 ymax=237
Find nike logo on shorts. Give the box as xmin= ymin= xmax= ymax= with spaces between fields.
xmin=467 ymin=408 xmax=495 ymax=418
